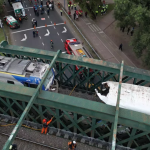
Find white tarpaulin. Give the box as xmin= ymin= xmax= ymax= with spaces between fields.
xmin=95 ymin=81 xmax=150 ymax=115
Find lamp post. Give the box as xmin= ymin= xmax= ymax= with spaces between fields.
xmin=0 ymin=19 xmax=7 ymax=41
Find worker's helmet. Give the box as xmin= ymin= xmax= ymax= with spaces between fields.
xmin=73 ymin=141 xmax=76 ymax=144
xmin=51 ymin=40 xmax=53 ymax=41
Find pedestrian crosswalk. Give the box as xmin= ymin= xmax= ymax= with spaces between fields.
xmin=88 ymin=24 xmax=101 ymax=32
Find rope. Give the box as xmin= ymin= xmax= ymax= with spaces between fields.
xmin=0 ymin=116 xmax=55 ymax=131
xmin=69 ymin=85 xmax=77 ymax=96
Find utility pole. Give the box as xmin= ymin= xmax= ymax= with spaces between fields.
xmin=0 ymin=19 xmax=7 ymax=41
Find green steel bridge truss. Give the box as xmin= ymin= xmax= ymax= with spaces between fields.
xmin=0 ymin=41 xmax=150 ymax=150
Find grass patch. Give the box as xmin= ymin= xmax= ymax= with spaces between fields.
xmin=0 ymin=23 xmax=11 ymax=44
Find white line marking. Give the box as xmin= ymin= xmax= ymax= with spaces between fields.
xmin=42 ymin=42 xmax=44 ymax=46
xmin=12 ymin=23 xmax=65 ymax=34
xmin=28 ymin=9 xmax=29 ymax=11
xmin=21 ymin=34 xmax=27 ymax=41
xmin=51 ymin=21 xmax=52 ymax=23
xmin=24 ymin=1 xmax=25 ymax=2
xmin=45 ymin=11 xmax=47 ymax=13
xmin=86 ymin=23 xmax=91 ymax=25
xmin=88 ymin=25 xmax=94 ymax=32
xmin=7 ymin=5 xmax=46 ymax=12
xmin=89 ymin=25 xmax=97 ymax=32
xmin=30 ymin=14 xmax=31 ymax=16
xmin=39 ymin=36 xmax=41 ymax=39
xmin=57 ymin=32 xmax=59 ymax=35
xmin=95 ymin=24 xmax=101 ymax=30
xmin=54 ymin=26 xmax=56 ymax=29
xmin=61 ymin=39 xmax=63 ymax=42
xmin=26 ymin=5 xmax=27 ymax=7
xmin=93 ymin=24 xmax=100 ymax=31
xmin=62 ymin=27 xmax=67 ymax=33
xmin=99 ymin=31 xmax=104 ymax=34
xmin=44 ymin=29 xmax=50 ymax=36
xmin=48 ymin=16 xmax=49 ymax=18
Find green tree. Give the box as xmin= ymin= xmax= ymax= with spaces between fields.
xmin=74 ymin=0 xmax=102 ymax=19
xmin=114 ymin=0 xmax=150 ymax=67
xmin=0 ymin=0 xmax=4 ymax=15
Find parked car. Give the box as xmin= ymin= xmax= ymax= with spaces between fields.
xmin=4 ymin=15 xmax=20 ymax=29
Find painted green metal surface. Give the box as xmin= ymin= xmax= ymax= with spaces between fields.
xmin=0 ymin=42 xmax=150 ymax=149
xmin=111 ymin=61 xmax=124 ymax=150
xmin=2 ymin=50 xmax=61 ymax=150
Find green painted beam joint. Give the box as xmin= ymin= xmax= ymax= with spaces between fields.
xmin=111 ymin=61 xmax=124 ymax=150
xmin=2 ymin=50 xmax=61 ymax=150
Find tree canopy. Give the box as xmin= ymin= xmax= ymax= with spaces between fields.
xmin=74 ymin=0 xmax=102 ymax=19
xmin=114 ymin=0 xmax=150 ymax=67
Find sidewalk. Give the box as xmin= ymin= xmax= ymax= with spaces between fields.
xmin=57 ymin=0 xmax=144 ymax=68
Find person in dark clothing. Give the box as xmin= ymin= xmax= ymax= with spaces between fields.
xmin=122 ymin=26 xmax=125 ymax=32
xmin=127 ymin=27 xmax=130 ymax=35
xmin=85 ymin=11 xmax=87 ymax=18
xmin=33 ymin=31 xmax=35 ymax=37
xmin=73 ymin=12 xmax=76 ymax=20
xmin=47 ymin=7 xmax=50 ymax=15
xmin=9 ymin=144 xmax=17 ymax=150
xmin=119 ymin=43 xmax=123 ymax=51
xmin=131 ymin=30 xmax=134 ymax=36
xmin=35 ymin=20 xmax=37 ymax=26
xmin=41 ymin=0 xmax=43 ymax=5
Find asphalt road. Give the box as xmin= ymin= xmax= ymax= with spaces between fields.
xmin=5 ymin=0 xmax=74 ymax=52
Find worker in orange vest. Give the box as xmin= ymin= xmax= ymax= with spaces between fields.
xmin=68 ymin=141 xmax=77 ymax=150
xmin=41 ymin=117 xmax=54 ymax=134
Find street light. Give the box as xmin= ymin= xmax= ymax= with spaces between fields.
xmin=0 ymin=19 xmax=7 ymax=41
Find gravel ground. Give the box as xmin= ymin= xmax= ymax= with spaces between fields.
xmin=58 ymin=87 xmax=100 ymax=102
xmin=0 ymin=122 xmax=102 ymax=150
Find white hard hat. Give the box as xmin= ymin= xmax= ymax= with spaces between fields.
xmin=73 ymin=141 xmax=76 ymax=144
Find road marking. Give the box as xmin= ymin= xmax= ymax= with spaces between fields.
xmin=44 ymin=29 xmax=50 ymax=36
xmin=30 ymin=14 xmax=31 ymax=16
xmin=86 ymin=23 xmax=91 ymax=25
xmin=39 ymin=36 xmax=41 ymax=39
xmin=93 ymin=24 xmax=101 ymax=31
xmin=26 ymin=5 xmax=27 ymax=7
xmin=99 ymin=31 xmax=104 ymax=34
xmin=88 ymin=25 xmax=94 ymax=32
xmin=21 ymin=34 xmax=27 ymax=41
xmin=48 ymin=16 xmax=49 ymax=18
xmin=62 ymin=27 xmax=67 ymax=33
xmin=57 ymin=32 xmax=59 ymax=35
xmin=54 ymin=26 xmax=56 ymax=29
xmin=89 ymin=25 xmax=96 ymax=32
xmin=45 ymin=11 xmax=47 ymax=14
xmin=51 ymin=21 xmax=52 ymax=24
xmin=42 ymin=42 xmax=44 ymax=46
xmin=7 ymin=5 xmax=46 ymax=12
xmin=28 ymin=9 xmax=29 ymax=11
xmin=12 ymin=23 xmax=65 ymax=34
xmin=61 ymin=39 xmax=63 ymax=42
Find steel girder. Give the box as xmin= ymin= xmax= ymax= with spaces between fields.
xmin=0 ymin=42 xmax=150 ymax=93
xmin=0 ymin=83 xmax=150 ymax=149
xmin=2 ymin=50 xmax=61 ymax=150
